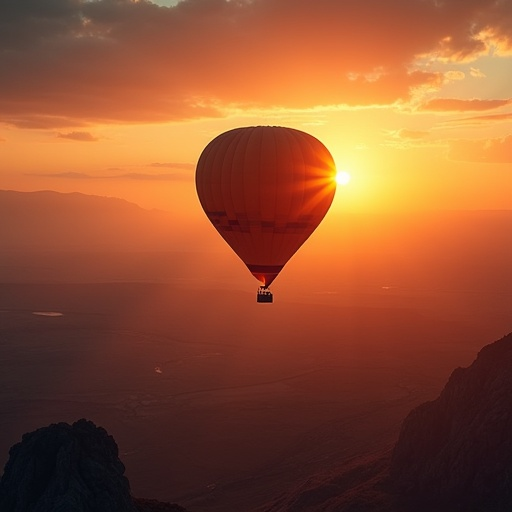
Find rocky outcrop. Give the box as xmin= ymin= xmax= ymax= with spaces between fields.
xmin=0 ymin=419 xmax=137 ymax=512
xmin=0 ymin=419 xmax=189 ymax=512
xmin=391 ymin=332 xmax=512 ymax=511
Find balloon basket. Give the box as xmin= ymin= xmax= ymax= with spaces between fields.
xmin=257 ymin=287 xmax=273 ymax=303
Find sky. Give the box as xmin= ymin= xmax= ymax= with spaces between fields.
xmin=0 ymin=0 xmax=511 ymax=216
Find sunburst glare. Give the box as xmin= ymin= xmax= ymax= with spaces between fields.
xmin=336 ymin=170 xmax=351 ymax=186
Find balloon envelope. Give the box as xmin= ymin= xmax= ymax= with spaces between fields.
xmin=196 ymin=126 xmax=336 ymax=287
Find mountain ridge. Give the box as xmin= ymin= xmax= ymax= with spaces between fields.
xmin=391 ymin=331 xmax=512 ymax=511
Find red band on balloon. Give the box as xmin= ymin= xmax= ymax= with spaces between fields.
xmin=246 ymin=264 xmax=284 ymax=274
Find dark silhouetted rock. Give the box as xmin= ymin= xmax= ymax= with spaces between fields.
xmin=0 ymin=419 xmax=137 ymax=512
xmin=0 ymin=419 xmax=191 ymax=512
xmin=391 ymin=332 xmax=512 ymax=511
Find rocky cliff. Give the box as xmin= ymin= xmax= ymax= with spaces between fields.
xmin=0 ymin=419 xmax=187 ymax=512
xmin=391 ymin=331 xmax=512 ymax=511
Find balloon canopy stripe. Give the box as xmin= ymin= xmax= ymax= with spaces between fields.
xmin=206 ymin=210 xmax=314 ymax=233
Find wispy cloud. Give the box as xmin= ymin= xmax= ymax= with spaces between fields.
xmin=116 ymin=172 xmax=191 ymax=181
xmin=26 ymin=171 xmax=192 ymax=181
xmin=470 ymin=67 xmax=486 ymax=78
xmin=1 ymin=115 xmax=89 ymax=130
xmin=57 ymin=131 xmax=99 ymax=142
xmin=395 ymin=129 xmax=430 ymax=140
xmin=420 ymin=98 xmax=511 ymax=112
xmin=149 ymin=162 xmax=195 ymax=170
xmin=383 ymin=128 xmax=432 ymax=149
xmin=444 ymin=70 xmax=465 ymax=81
xmin=448 ymin=135 xmax=512 ymax=163
xmin=26 ymin=172 xmax=96 ymax=179
xmin=445 ymin=113 xmax=512 ymax=125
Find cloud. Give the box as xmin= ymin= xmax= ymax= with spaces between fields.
xmin=27 ymin=172 xmax=96 ymax=179
xmin=116 ymin=172 xmax=191 ymax=181
xmin=383 ymin=128 xmax=431 ymax=148
xmin=444 ymin=70 xmax=465 ymax=81
xmin=448 ymin=135 xmax=512 ymax=163
xmin=149 ymin=162 xmax=195 ymax=170
xmin=395 ymin=129 xmax=430 ymax=140
xmin=470 ymin=67 xmax=486 ymax=78
xmin=57 ymin=131 xmax=99 ymax=141
xmin=420 ymin=98 xmax=512 ymax=111
xmin=446 ymin=113 xmax=512 ymax=125
xmin=1 ymin=115 xmax=89 ymax=130
xmin=0 ymin=0 xmax=511 ymax=127
xmin=26 ymin=171 xmax=192 ymax=181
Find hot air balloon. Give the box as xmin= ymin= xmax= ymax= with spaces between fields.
xmin=195 ymin=126 xmax=337 ymax=302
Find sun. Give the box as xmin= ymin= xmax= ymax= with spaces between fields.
xmin=336 ymin=170 xmax=351 ymax=186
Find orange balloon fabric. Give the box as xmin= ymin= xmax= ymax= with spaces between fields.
xmin=196 ymin=126 xmax=337 ymax=287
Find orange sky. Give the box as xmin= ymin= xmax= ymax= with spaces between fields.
xmin=1 ymin=0 xmax=511 ymax=217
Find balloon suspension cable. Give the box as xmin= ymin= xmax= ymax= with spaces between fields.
xmin=257 ymin=286 xmax=273 ymax=303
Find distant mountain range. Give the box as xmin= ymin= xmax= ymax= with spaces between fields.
xmin=0 ymin=190 xmax=177 ymax=252
xmin=2 ymin=332 xmax=511 ymax=511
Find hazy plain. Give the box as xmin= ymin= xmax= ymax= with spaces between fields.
xmin=0 ymin=271 xmax=509 ymax=510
